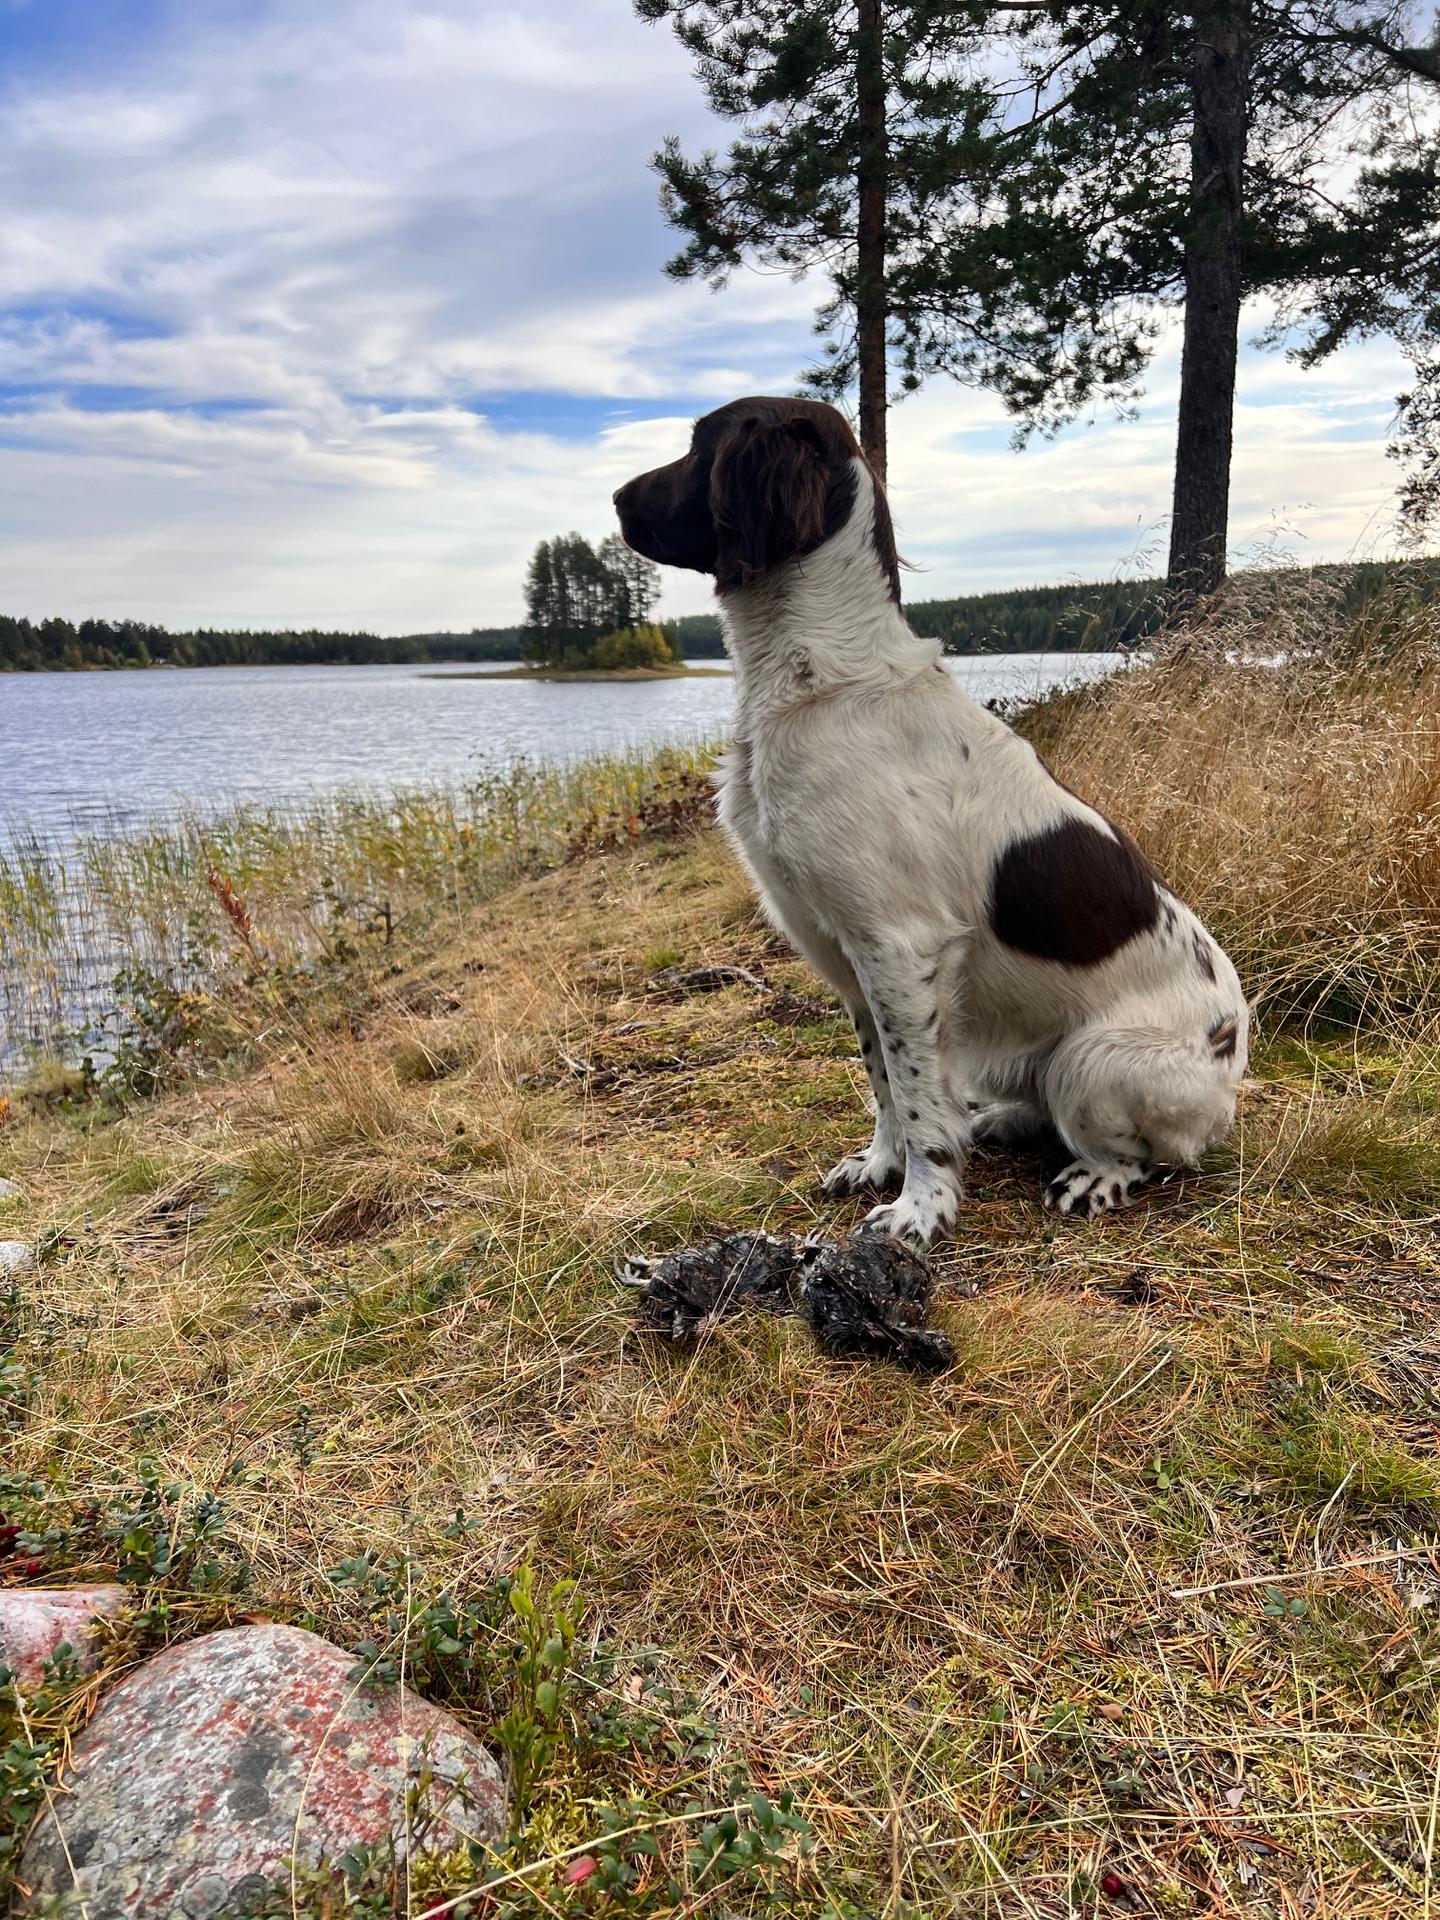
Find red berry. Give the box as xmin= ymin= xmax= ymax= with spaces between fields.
xmin=563 ymin=1855 xmax=598 ymax=1886
xmin=1101 ymin=1872 xmax=1126 ymax=1898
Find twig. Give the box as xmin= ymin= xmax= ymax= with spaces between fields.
xmin=1171 ymin=1545 xmax=1438 ymax=1602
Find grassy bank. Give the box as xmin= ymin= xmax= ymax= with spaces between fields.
xmin=2 ymin=579 xmax=1438 ymax=1916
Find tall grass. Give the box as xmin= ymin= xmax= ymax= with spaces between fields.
xmin=1024 ymin=570 xmax=1440 ymax=1032
xmin=0 ymin=748 xmax=711 ymax=1079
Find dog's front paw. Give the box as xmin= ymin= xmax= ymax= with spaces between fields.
xmin=821 ymin=1147 xmax=904 ymax=1198
xmin=1044 ymin=1158 xmax=1153 ymax=1218
xmin=860 ymin=1188 xmax=957 ymax=1251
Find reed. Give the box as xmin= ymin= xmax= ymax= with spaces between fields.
xmin=0 ymin=746 xmax=712 ymax=1080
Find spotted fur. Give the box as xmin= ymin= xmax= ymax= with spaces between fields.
xmin=615 ymin=398 xmax=1251 ymax=1246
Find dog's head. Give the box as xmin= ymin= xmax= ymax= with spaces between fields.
xmin=613 ymin=395 xmax=898 ymax=597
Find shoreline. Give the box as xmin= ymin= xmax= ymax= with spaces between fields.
xmin=423 ymin=664 xmax=731 ymax=682
xmin=2 ymin=625 xmax=1436 ymax=1912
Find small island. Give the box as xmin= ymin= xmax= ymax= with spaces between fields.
xmin=513 ymin=529 xmax=692 ymax=677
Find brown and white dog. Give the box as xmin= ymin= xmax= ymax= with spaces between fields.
xmin=614 ymin=396 xmax=1248 ymax=1247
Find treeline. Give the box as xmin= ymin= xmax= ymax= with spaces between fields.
xmin=0 ymin=615 xmax=525 ymax=672
xmin=664 ymin=559 xmax=1440 ymax=658
xmin=409 ymin=629 xmax=523 ymax=661
xmin=907 ymin=561 xmax=1440 ymax=654
xmin=662 ymin=614 xmax=726 ymax=659
xmin=660 ymin=584 xmax=1163 ymax=656
xmin=657 ymin=587 xmax=1159 ymax=658
xmin=10 ymin=559 xmax=1438 ymax=673
xmin=909 ymin=582 xmax=1165 ymax=653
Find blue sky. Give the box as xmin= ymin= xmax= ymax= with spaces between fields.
xmin=0 ymin=0 xmax=1422 ymax=632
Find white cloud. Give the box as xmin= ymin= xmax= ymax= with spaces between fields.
xmin=884 ymin=321 xmax=1415 ymax=595
xmin=0 ymin=0 xmax=1426 ymax=631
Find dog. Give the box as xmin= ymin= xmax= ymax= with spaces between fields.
xmin=613 ymin=396 xmax=1249 ymax=1248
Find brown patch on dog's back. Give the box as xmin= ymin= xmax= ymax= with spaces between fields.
xmin=988 ymin=817 xmax=1160 ymax=968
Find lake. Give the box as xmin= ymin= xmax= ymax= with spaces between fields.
xmin=0 ymin=652 xmax=1126 ymax=850
xmin=0 ymin=649 xmax=1131 ymax=1076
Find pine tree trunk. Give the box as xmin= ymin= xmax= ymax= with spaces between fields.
xmin=1167 ymin=4 xmax=1248 ymax=598
xmin=856 ymin=0 xmax=888 ymax=485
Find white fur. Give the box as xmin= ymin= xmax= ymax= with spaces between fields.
xmin=713 ymin=459 xmax=1249 ymax=1244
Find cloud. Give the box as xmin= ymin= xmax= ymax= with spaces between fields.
xmin=885 ymin=320 xmax=1414 ymax=593
xmin=0 ymin=0 xmax=1424 ymax=631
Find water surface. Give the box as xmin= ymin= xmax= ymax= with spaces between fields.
xmin=1 ymin=651 xmax=1125 ymax=848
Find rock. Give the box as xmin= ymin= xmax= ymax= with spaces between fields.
xmin=0 ymin=1176 xmax=21 ymax=1200
xmin=18 ymin=1623 xmax=507 ymax=1916
xmin=0 ymin=1240 xmax=33 ymax=1273
xmin=0 ymin=1586 xmax=129 ymax=1690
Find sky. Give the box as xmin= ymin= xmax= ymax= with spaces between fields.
xmin=0 ymin=0 xmax=1423 ymax=634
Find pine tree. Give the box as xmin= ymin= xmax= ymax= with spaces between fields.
xmin=922 ymin=2 xmax=1440 ymax=593
xmin=521 ymin=539 xmax=558 ymax=664
xmin=597 ymin=534 xmax=663 ymax=628
xmin=636 ymin=1 xmax=1014 ymax=484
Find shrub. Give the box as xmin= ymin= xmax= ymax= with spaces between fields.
xmin=592 ymin=625 xmax=675 ymax=671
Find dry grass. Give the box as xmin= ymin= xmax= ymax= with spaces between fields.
xmin=3 ymin=587 xmax=1440 ymax=1916
xmin=1026 ymin=572 xmax=1440 ymax=1031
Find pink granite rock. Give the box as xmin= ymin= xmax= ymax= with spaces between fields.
xmin=17 ymin=1623 xmax=506 ymax=1916
xmin=0 ymin=1585 xmax=129 ymax=1690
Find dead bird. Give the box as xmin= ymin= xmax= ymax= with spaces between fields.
xmin=617 ymin=1230 xmax=953 ymax=1373
xmin=802 ymin=1236 xmax=954 ymax=1373
xmin=617 ymin=1232 xmax=812 ymax=1341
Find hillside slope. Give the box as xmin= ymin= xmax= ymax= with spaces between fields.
xmin=2 ymin=590 xmax=1438 ymax=1916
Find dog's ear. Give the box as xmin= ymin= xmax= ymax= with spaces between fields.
xmin=710 ymin=412 xmax=832 ymax=591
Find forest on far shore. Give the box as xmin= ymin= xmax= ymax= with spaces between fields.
xmin=0 ymin=618 xmax=523 ymax=673
xmin=4 ymin=558 xmax=1436 ymax=671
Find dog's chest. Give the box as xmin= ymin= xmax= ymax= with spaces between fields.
xmin=716 ymin=723 xmax=810 ymax=872
xmin=715 ymin=733 xmax=770 ymax=850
